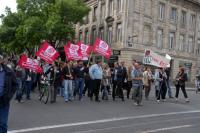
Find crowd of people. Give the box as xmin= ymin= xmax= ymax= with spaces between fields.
xmin=0 ymin=52 xmax=191 ymax=133
xmin=9 ymin=57 xmax=190 ymax=105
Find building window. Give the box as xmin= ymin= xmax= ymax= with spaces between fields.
xmin=116 ymin=23 xmax=122 ymax=42
xmin=179 ymin=35 xmax=184 ymax=51
xmin=91 ymin=28 xmax=97 ymax=44
xmin=158 ymin=2 xmax=165 ymax=20
xmin=79 ymin=31 xmax=83 ymax=41
xmin=190 ymin=14 xmax=196 ymax=29
xmin=85 ymin=30 xmax=89 ymax=44
xmin=188 ymin=37 xmax=193 ymax=53
xmin=169 ymin=32 xmax=175 ymax=49
xmin=93 ymin=6 xmax=98 ymax=22
xmin=197 ymin=40 xmax=200 ymax=54
xmin=117 ymin=0 xmax=122 ymax=12
xmin=107 ymin=26 xmax=113 ymax=46
xmin=99 ymin=27 xmax=104 ymax=40
xmin=170 ymin=8 xmax=177 ymax=22
xmin=101 ymin=4 xmax=106 ymax=20
xmin=109 ymin=0 xmax=114 ymax=16
xmin=143 ymin=25 xmax=151 ymax=45
xmin=157 ymin=29 xmax=163 ymax=48
xmin=181 ymin=11 xmax=186 ymax=28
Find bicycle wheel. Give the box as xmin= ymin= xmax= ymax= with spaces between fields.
xmin=41 ymin=86 xmax=49 ymax=104
xmin=38 ymin=86 xmax=45 ymax=101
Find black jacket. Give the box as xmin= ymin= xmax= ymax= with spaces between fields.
xmin=176 ymin=72 xmax=187 ymax=86
xmin=74 ymin=66 xmax=86 ymax=79
xmin=116 ymin=67 xmax=123 ymax=82
xmin=0 ymin=64 xmax=17 ymax=107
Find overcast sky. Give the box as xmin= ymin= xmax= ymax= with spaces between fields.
xmin=0 ymin=0 xmax=17 ymax=15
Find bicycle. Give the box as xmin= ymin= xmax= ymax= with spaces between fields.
xmin=38 ymin=78 xmax=50 ymax=104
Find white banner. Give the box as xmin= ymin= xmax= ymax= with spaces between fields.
xmin=143 ymin=50 xmax=170 ymax=68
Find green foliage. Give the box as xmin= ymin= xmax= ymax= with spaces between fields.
xmin=0 ymin=0 xmax=90 ymax=54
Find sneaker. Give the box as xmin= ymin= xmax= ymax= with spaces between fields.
xmin=157 ymin=100 xmax=160 ymax=102
xmin=175 ymin=98 xmax=178 ymax=102
xmin=65 ymin=100 xmax=69 ymax=102
xmin=139 ymin=103 xmax=143 ymax=106
xmin=185 ymin=98 xmax=190 ymax=102
xmin=134 ymin=102 xmax=139 ymax=106
xmin=163 ymin=99 xmax=166 ymax=102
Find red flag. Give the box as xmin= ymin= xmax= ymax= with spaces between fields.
xmin=77 ymin=42 xmax=92 ymax=58
xmin=36 ymin=41 xmax=59 ymax=64
xmin=18 ymin=55 xmax=43 ymax=73
xmin=66 ymin=41 xmax=80 ymax=51
xmin=64 ymin=42 xmax=82 ymax=61
xmin=93 ymin=38 xmax=112 ymax=59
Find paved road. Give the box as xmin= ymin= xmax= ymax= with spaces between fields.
xmin=8 ymin=90 xmax=200 ymax=133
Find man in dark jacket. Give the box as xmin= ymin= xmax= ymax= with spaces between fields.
xmin=0 ymin=52 xmax=17 ymax=133
xmin=116 ymin=62 xmax=125 ymax=101
xmin=74 ymin=61 xmax=87 ymax=100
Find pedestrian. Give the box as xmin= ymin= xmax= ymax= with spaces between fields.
xmin=83 ymin=63 xmax=90 ymax=97
xmin=74 ymin=61 xmax=86 ymax=101
xmin=143 ymin=66 xmax=152 ymax=100
xmin=116 ymin=62 xmax=125 ymax=101
xmin=44 ymin=63 xmax=57 ymax=103
xmin=53 ymin=62 xmax=62 ymax=100
xmin=156 ymin=68 xmax=168 ymax=102
xmin=154 ymin=68 xmax=162 ymax=99
xmin=14 ymin=66 xmax=25 ymax=103
xmin=24 ymin=69 xmax=32 ymax=100
xmin=0 ymin=52 xmax=17 ymax=133
xmin=175 ymin=67 xmax=189 ymax=102
xmin=126 ymin=66 xmax=133 ymax=99
xmin=111 ymin=62 xmax=119 ymax=101
xmin=121 ymin=61 xmax=128 ymax=99
xmin=165 ymin=68 xmax=173 ymax=98
xmin=89 ymin=60 xmax=103 ymax=102
xmin=62 ymin=62 xmax=73 ymax=102
xmin=101 ymin=64 xmax=111 ymax=100
xmin=87 ymin=63 xmax=94 ymax=100
xmin=131 ymin=63 xmax=143 ymax=106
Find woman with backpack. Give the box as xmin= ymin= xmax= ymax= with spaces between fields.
xmin=175 ymin=67 xmax=189 ymax=102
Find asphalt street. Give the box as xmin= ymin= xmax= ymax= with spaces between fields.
xmin=8 ymin=89 xmax=200 ymax=133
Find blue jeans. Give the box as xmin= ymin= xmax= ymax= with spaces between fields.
xmin=16 ymin=78 xmax=23 ymax=101
xmin=166 ymin=80 xmax=173 ymax=97
xmin=75 ymin=78 xmax=84 ymax=100
xmin=0 ymin=104 xmax=10 ymax=133
xmin=63 ymin=80 xmax=72 ymax=101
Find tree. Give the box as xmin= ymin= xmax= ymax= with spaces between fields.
xmin=0 ymin=0 xmax=90 ymax=54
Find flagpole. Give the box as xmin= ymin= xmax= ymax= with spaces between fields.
xmin=87 ymin=50 xmax=93 ymax=66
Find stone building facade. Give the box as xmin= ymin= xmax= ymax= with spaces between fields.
xmin=76 ymin=0 xmax=200 ymax=82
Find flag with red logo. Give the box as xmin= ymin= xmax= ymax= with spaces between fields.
xmin=93 ymin=38 xmax=112 ymax=59
xmin=18 ymin=55 xmax=43 ymax=73
xmin=64 ymin=42 xmax=83 ymax=60
xmin=36 ymin=41 xmax=60 ymax=64
xmin=77 ymin=42 xmax=92 ymax=60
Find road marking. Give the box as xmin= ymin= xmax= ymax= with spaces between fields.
xmin=73 ymin=117 xmax=200 ymax=133
xmin=8 ymin=110 xmax=200 ymax=133
xmin=141 ymin=125 xmax=192 ymax=133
